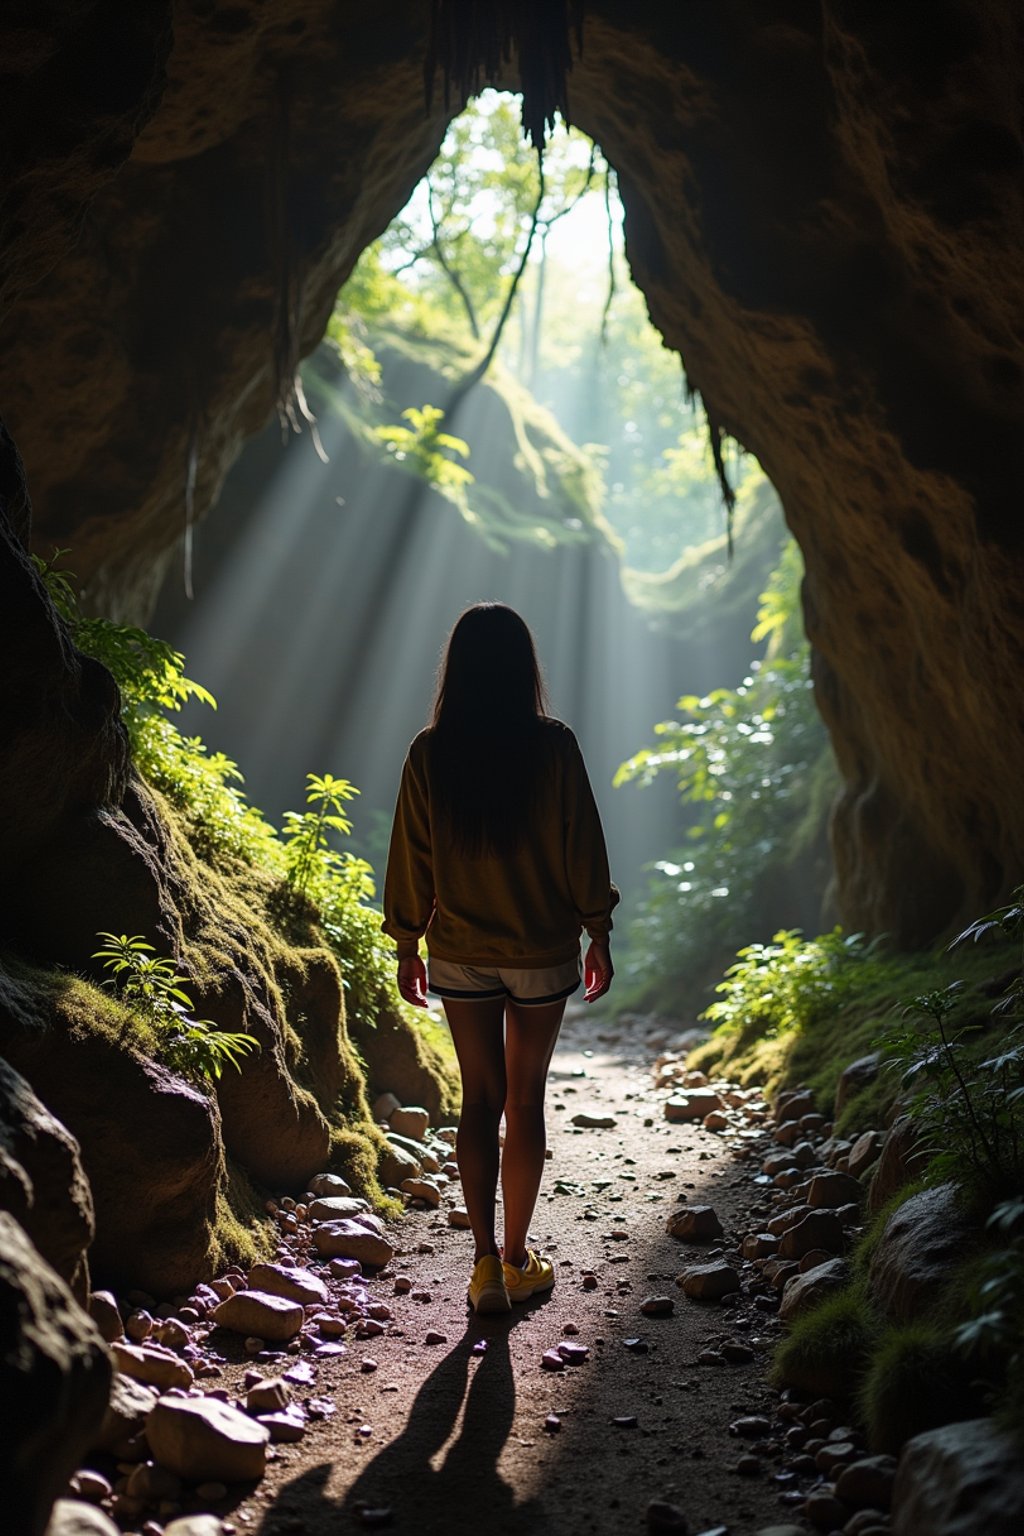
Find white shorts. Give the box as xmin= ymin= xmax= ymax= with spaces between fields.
xmin=428 ymin=955 xmax=581 ymax=1007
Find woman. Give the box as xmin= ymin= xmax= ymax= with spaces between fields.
xmin=382 ymin=603 xmax=617 ymax=1315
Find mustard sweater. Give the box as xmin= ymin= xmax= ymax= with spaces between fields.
xmin=381 ymin=720 xmax=618 ymax=966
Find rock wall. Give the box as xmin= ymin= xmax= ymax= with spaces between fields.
xmin=2 ymin=3 xmax=1022 ymax=945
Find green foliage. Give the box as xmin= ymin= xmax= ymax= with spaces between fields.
xmin=373 ymin=404 xmax=474 ymax=511
xmin=701 ymin=928 xmax=883 ymax=1049
xmin=857 ymin=1321 xmax=980 ymax=1453
xmin=283 ymin=772 xmax=361 ymax=901
xmin=92 ymin=932 xmax=258 ymax=1083
xmin=772 ymin=1284 xmax=877 ymax=1399
xmin=614 ymin=539 xmax=834 ymax=1004
xmin=880 ymin=889 xmax=1024 ymax=1200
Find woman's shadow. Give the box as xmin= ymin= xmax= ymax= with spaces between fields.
xmin=256 ymin=1308 xmax=555 ymax=1534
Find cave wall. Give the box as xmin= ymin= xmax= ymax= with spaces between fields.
xmin=1 ymin=0 xmax=1023 ymax=945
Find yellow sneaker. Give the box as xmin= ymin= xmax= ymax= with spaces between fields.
xmin=468 ymin=1254 xmax=511 ymax=1314
xmin=502 ymin=1250 xmax=555 ymax=1302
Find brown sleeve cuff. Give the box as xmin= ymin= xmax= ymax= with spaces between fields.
xmin=395 ymin=939 xmax=421 ymax=961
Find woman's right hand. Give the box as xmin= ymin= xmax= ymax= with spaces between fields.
xmin=583 ymin=940 xmax=613 ymax=1003
xmin=397 ymin=956 xmax=428 ymax=1008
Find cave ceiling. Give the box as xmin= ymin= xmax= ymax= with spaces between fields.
xmin=1 ymin=0 xmax=1023 ymax=941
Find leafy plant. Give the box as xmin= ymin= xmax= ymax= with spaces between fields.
xmin=283 ymin=772 xmax=362 ymax=901
xmin=373 ymin=404 xmax=474 ymax=510
xmin=93 ymin=932 xmax=258 ymax=1082
xmin=702 ymin=927 xmax=881 ymax=1046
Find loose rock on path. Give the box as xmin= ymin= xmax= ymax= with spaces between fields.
xmin=56 ymin=1006 xmax=889 ymax=1536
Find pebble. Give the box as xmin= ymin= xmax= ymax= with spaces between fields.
xmin=126 ymin=1308 xmax=154 ymax=1342
xmin=570 ymin=1112 xmax=617 ymax=1129
xmin=447 ymin=1207 xmax=471 ymax=1228
xmin=544 ymin=1413 xmax=561 ymax=1433
xmin=71 ymin=1470 xmax=113 ymax=1503
xmin=329 ymin=1257 xmax=363 ymax=1280
xmin=640 ymin=1295 xmax=674 ymax=1317
xmin=390 ymin=1106 xmax=430 ymax=1140
xmin=557 ymin=1341 xmax=589 ymax=1363
xmin=308 ymin=1172 xmax=354 ymax=1198
xmin=664 ymin=1090 xmax=723 ymax=1122
xmin=541 ymin=1349 xmax=565 ymax=1371
xmin=111 ymin=1341 xmax=195 ymax=1392
xmin=361 ymin=1357 xmax=379 ymax=1372
xmin=258 ymin=1411 xmax=306 ymax=1443
xmin=246 ymin=1377 xmax=291 ymax=1414
xmin=612 ymin=1415 xmax=638 ymax=1428
xmin=359 ymin=1508 xmax=393 ymax=1529
xmin=730 ymin=1415 xmax=772 ymax=1438
xmin=308 ymin=1195 xmax=372 ymax=1222
xmin=314 ymin=1220 xmax=394 ymax=1267
xmin=736 ymin=1454 xmax=762 ymax=1476
xmin=582 ymin=1274 xmax=599 ymax=1291
xmin=424 ymin=1329 xmax=447 ymax=1345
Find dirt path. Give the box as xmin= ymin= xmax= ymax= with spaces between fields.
xmin=223 ymin=1007 xmax=796 ymax=1536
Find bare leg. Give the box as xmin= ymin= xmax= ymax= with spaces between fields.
xmin=501 ymin=997 xmax=565 ymax=1268
xmin=442 ymin=996 xmax=507 ymax=1263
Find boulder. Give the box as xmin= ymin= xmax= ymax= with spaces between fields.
xmin=892 ymin=1419 xmax=1024 ymax=1536
xmin=666 ymin=1205 xmax=723 ymax=1241
xmin=87 ymin=1290 xmax=123 ymax=1343
xmin=0 ymin=965 xmax=223 ymax=1295
xmin=147 ymin=1393 xmax=269 ymax=1482
xmin=868 ymin=1183 xmax=972 ymax=1322
xmin=775 ymin=1089 xmax=816 ymax=1124
xmin=307 ymin=1195 xmax=371 ymax=1223
xmin=664 ymin=1089 xmax=723 ymax=1122
xmin=389 ymin=1106 xmax=430 ymax=1140
xmin=834 ymin=1053 xmax=881 ymax=1117
xmin=868 ymin=1115 xmax=931 ymax=1215
xmin=246 ymin=1261 xmax=328 ymax=1307
xmin=836 ymin=1454 xmax=898 ymax=1511
xmin=111 ymin=1340 xmax=194 ymax=1391
xmin=307 ymin=1172 xmax=352 ymax=1198
xmin=372 ymin=1092 xmax=402 ymax=1123
xmin=779 ymin=1209 xmax=844 ymax=1259
xmin=848 ymin=1130 xmax=884 ymax=1180
xmin=401 ymin=1177 xmax=441 ymax=1208
xmin=676 ymin=1261 xmax=741 ymax=1299
xmin=211 ymin=1290 xmax=304 ymax=1341
xmin=378 ymin=1142 xmax=420 ymax=1189
xmin=0 ymin=1212 xmax=112 ymax=1536
xmin=0 ymin=1055 xmax=94 ymax=1299
xmin=90 ymin=1371 xmax=158 ymax=1455
xmin=44 ymin=1502 xmax=120 ymax=1536
xmin=807 ymin=1171 xmax=864 ymax=1208
xmin=779 ymin=1258 xmax=849 ymax=1323
xmin=312 ymin=1218 xmax=394 ymax=1268
xmin=164 ymin=1517 xmax=226 ymax=1536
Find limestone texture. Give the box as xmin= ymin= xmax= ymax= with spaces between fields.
xmin=0 ymin=1213 xmax=112 ymax=1536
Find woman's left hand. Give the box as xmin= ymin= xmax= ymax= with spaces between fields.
xmin=397 ymin=956 xmax=428 ymax=1008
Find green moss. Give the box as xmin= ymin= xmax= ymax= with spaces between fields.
xmin=857 ymin=1321 xmax=982 ymax=1452
xmin=772 ymin=1283 xmax=878 ymax=1399
xmin=208 ymin=1160 xmax=275 ymax=1274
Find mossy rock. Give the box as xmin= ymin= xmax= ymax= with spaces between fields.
xmin=857 ymin=1321 xmax=983 ymax=1453
xmin=773 ymin=1284 xmax=877 ymax=1400
xmin=348 ymin=1003 xmax=460 ymax=1125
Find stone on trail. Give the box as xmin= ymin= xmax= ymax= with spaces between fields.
xmin=664 ymin=1090 xmax=723 ymax=1123
xmin=245 ymin=1376 xmax=291 ymax=1414
xmin=645 ymin=1500 xmax=688 ymax=1532
xmin=90 ymin=1371 xmax=159 ymax=1454
xmin=329 ymin=1256 xmax=362 ymax=1279
xmin=640 ymin=1295 xmax=674 ymax=1316
xmin=372 ymin=1092 xmax=402 ymax=1124
xmin=259 ymin=1410 xmax=306 ymax=1443
xmin=570 ymin=1112 xmax=617 ymax=1129
xmin=314 ymin=1219 xmax=394 ymax=1268
xmin=401 ymin=1177 xmax=441 ymax=1207
xmin=892 ymin=1418 xmax=1024 ymax=1536
xmin=112 ymin=1340 xmax=194 ymax=1391
xmin=389 ymin=1105 xmax=430 ymax=1140
xmin=867 ymin=1182 xmax=970 ymax=1323
xmin=308 ymin=1171 xmax=353 ymax=1198
xmin=212 ymin=1290 xmax=304 ymax=1341
xmin=847 ymin=1130 xmax=884 ymax=1180
xmin=666 ymin=1205 xmax=723 ymax=1241
xmin=779 ymin=1258 xmax=849 ymax=1324
xmin=703 ymin=1109 xmax=730 ymax=1130
xmin=557 ymin=1340 xmax=590 ymax=1362
xmin=87 ymin=1290 xmax=123 ymax=1342
xmin=164 ymin=1518 xmax=227 ymax=1536
xmin=541 ymin=1349 xmax=565 ymax=1371
xmin=742 ymin=1232 xmax=780 ymax=1259
xmin=835 ymin=1454 xmax=897 ymax=1510
xmin=307 ymin=1195 xmax=371 ymax=1222
xmin=778 ymin=1209 xmax=844 ymax=1259
xmin=447 ymin=1206 xmax=471 ymax=1228
xmin=677 ymin=1262 xmax=741 ymax=1300
xmin=147 ymin=1394 xmax=270 ymax=1482
xmin=247 ymin=1261 xmax=328 ymax=1307
xmin=44 ymin=1501 xmax=121 ymax=1536
xmin=378 ymin=1144 xmax=421 ymax=1187
xmin=424 ymin=1329 xmax=448 ymax=1345
xmin=807 ymin=1170 xmax=863 ymax=1208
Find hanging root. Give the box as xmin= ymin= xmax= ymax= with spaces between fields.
xmin=425 ymin=0 xmax=585 ymax=147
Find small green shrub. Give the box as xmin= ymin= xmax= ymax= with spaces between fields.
xmin=93 ymin=932 xmax=259 ymax=1083
xmin=858 ymin=1321 xmax=980 ymax=1453
xmin=772 ymin=1285 xmax=877 ymax=1399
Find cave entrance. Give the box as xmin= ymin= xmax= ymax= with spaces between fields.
xmin=153 ymin=91 xmax=812 ymax=967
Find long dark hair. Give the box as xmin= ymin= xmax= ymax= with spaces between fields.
xmin=429 ymin=603 xmax=551 ymax=858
